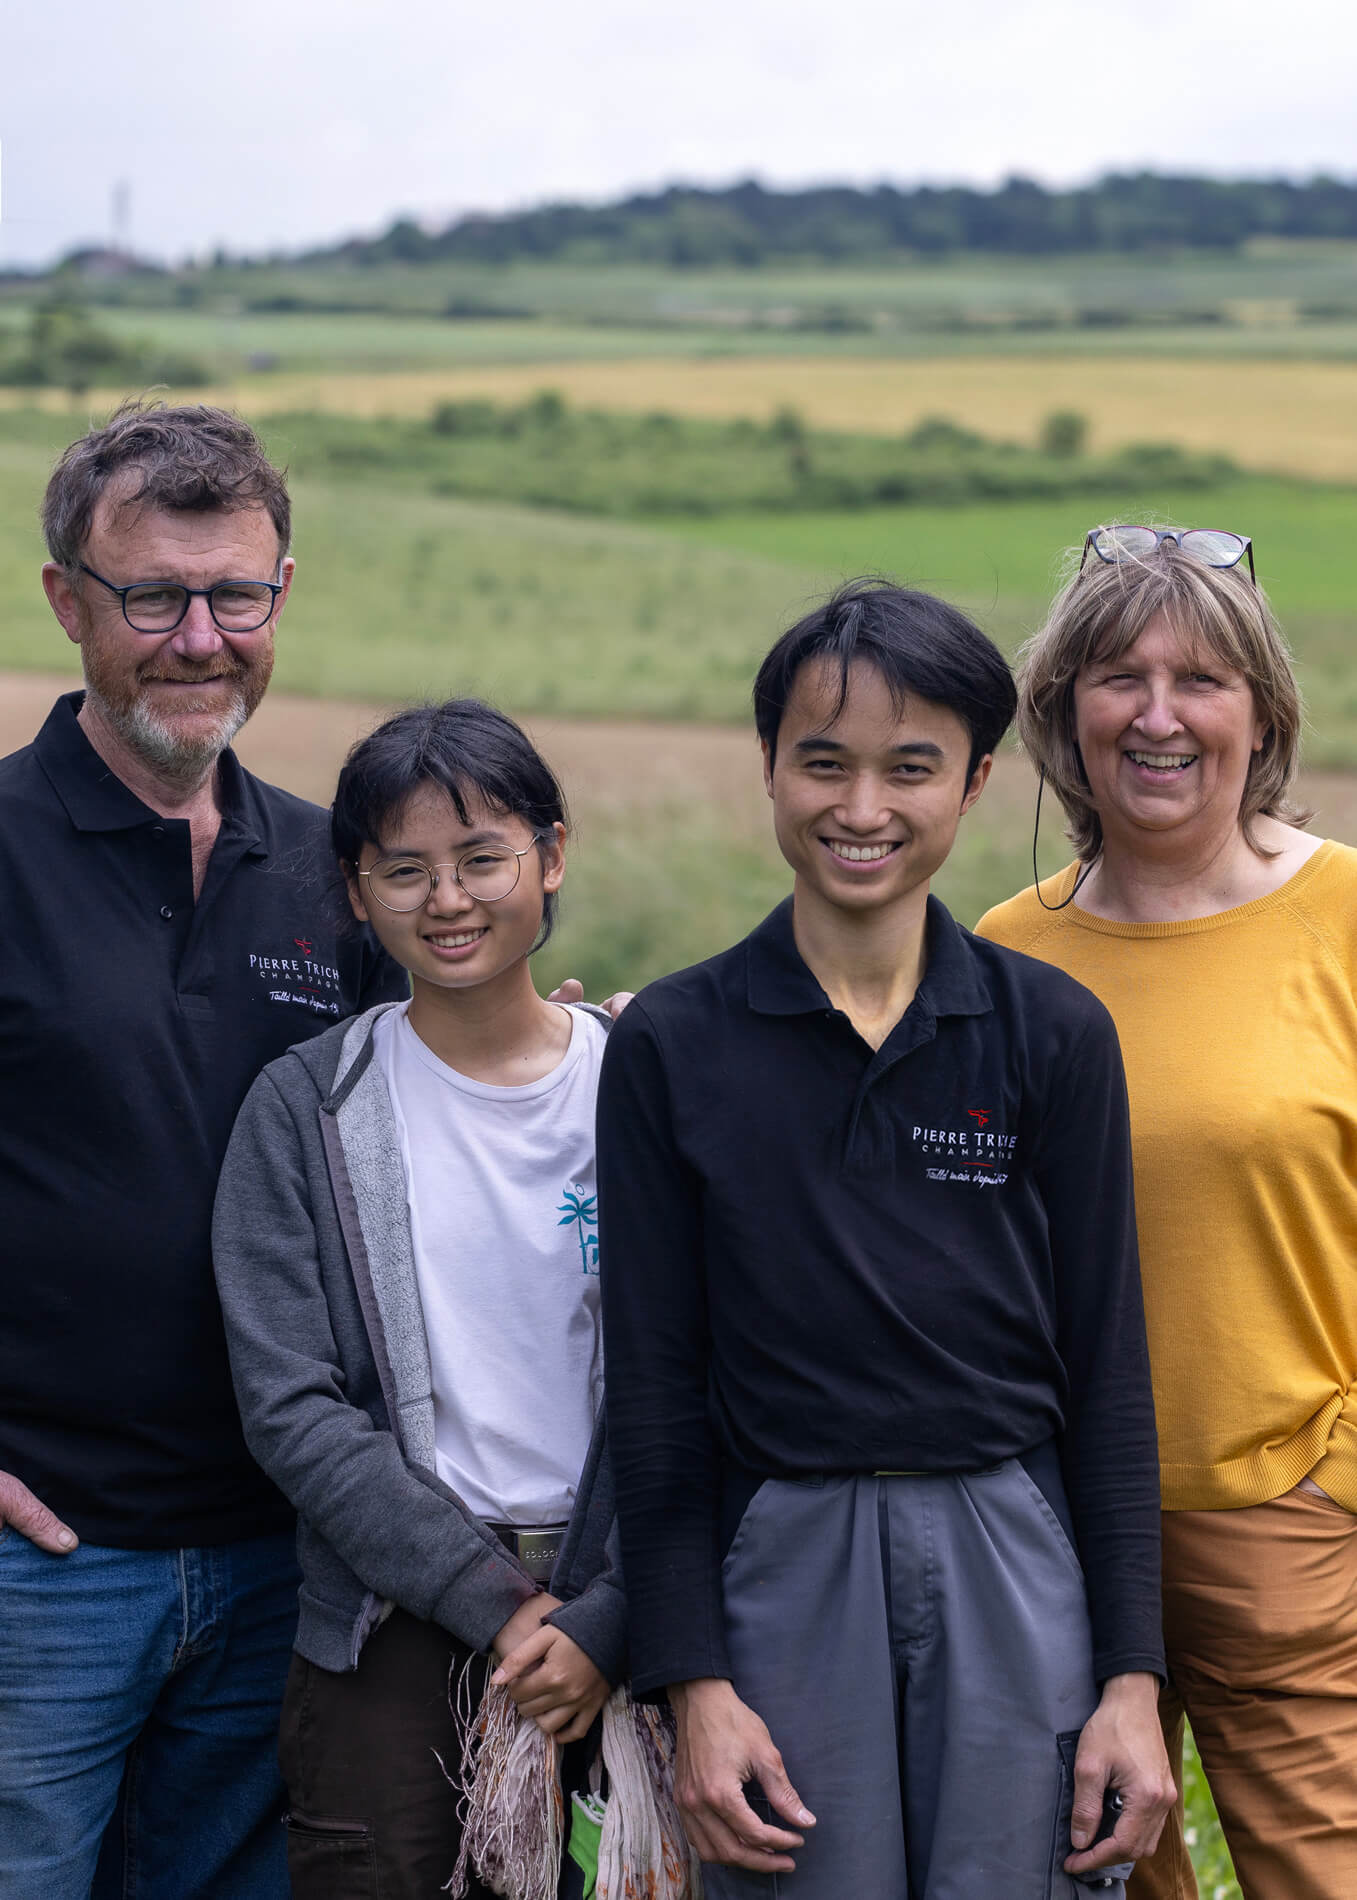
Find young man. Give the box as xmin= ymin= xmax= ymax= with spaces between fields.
xmin=597 ymin=583 xmax=1175 ymax=1897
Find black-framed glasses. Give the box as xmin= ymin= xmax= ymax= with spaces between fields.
xmin=358 ymin=840 xmax=544 ymax=912
xmin=1080 ymin=526 xmax=1255 ymax=584
xmin=79 ymin=564 xmax=285 ymax=633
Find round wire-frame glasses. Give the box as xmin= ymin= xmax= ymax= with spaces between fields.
xmin=358 ymin=839 xmax=543 ymax=912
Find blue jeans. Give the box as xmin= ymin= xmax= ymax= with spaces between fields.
xmin=0 ymin=1526 xmax=299 ymax=1900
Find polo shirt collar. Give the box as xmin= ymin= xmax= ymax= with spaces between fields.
xmin=746 ymin=892 xmax=993 ymax=1022
xmin=34 ymin=690 xmax=264 ymax=854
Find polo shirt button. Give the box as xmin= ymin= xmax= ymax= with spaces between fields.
xmin=160 ymin=905 xmax=174 ymax=920
xmin=151 ymin=825 xmax=166 ymax=837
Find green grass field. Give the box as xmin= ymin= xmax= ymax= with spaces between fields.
xmin=4 ymin=406 xmax=1354 ymax=757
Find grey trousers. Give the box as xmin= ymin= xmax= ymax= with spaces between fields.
xmin=705 ymin=1462 xmax=1122 ymax=1900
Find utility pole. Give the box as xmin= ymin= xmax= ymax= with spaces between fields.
xmin=112 ymin=180 xmax=130 ymax=257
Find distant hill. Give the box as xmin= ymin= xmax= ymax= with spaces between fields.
xmin=301 ymin=173 xmax=1357 ymax=269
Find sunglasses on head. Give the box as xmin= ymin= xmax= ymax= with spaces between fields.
xmin=1080 ymin=525 xmax=1256 ymax=585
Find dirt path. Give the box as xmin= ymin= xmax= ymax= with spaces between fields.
xmin=9 ymin=669 xmax=1357 ymax=848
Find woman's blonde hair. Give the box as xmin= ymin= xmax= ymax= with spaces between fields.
xmin=1016 ymin=536 xmax=1309 ymax=861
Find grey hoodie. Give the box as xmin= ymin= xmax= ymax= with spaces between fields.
xmin=212 ymin=1002 xmax=625 ymax=1680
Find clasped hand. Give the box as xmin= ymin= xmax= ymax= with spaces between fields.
xmin=491 ymin=1594 xmax=610 ymax=1744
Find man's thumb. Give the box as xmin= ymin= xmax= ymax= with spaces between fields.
xmin=762 ymin=1765 xmax=815 ymax=1829
xmin=0 ymin=1476 xmax=78 ymax=1554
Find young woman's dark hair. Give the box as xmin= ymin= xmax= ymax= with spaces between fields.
xmin=331 ymin=699 xmax=570 ymax=950
xmin=753 ymin=578 xmax=1017 ymax=776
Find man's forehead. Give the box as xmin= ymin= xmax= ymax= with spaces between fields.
xmin=87 ymin=485 xmax=279 ymax=559
xmin=784 ymin=655 xmax=968 ymax=747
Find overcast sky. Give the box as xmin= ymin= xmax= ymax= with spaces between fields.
xmin=3 ymin=0 xmax=1355 ymax=268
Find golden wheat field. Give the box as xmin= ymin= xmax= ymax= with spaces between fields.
xmin=9 ymin=355 xmax=1355 ymax=480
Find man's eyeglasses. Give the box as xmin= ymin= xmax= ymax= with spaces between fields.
xmin=1080 ymin=526 xmax=1255 ymax=585
xmin=79 ymin=564 xmax=285 ymax=633
xmin=358 ymin=841 xmax=544 ymax=912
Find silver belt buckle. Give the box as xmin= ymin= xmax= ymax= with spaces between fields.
xmin=500 ymin=1525 xmax=565 ymax=1584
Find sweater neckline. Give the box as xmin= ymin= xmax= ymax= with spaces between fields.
xmin=1047 ymin=837 xmax=1336 ymax=939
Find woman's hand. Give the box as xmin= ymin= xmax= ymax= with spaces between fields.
xmin=491 ymin=1616 xmax=610 ymax=1742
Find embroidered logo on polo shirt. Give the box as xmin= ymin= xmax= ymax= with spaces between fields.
xmin=247 ymin=938 xmax=344 ymax=1016
xmin=912 ymin=1114 xmax=1017 ymax=1187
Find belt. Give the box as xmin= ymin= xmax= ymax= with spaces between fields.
xmin=488 ymin=1522 xmax=568 ymax=1584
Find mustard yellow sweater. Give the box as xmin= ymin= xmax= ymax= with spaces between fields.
xmin=977 ymin=841 xmax=1357 ymax=1512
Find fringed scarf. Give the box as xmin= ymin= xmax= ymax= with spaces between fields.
xmin=445 ymin=1668 xmax=701 ymax=1900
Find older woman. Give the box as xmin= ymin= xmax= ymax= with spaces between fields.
xmin=977 ymin=525 xmax=1357 ymax=1900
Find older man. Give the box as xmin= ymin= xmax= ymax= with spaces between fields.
xmin=0 ymin=402 xmax=407 ymax=1898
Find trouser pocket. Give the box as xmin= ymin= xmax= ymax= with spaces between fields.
xmin=1050 ymin=1733 xmax=1131 ymax=1896
xmin=284 ymin=1810 xmax=379 ymax=1900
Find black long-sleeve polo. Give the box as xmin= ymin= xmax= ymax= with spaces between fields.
xmin=0 ymin=694 xmax=408 ymax=1546
xmin=598 ymin=895 xmax=1163 ymax=1697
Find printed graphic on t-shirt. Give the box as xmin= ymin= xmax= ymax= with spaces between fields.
xmin=557 ymin=1181 xmax=600 ymax=1273
xmin=912 ymin=1111 xmax=1018 ymax=1187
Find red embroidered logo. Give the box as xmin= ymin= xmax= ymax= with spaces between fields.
xmin=966 ymin=1108 xmax=990 ymax=1130
xmin=294 ymin=936 xmax=314 ymax=956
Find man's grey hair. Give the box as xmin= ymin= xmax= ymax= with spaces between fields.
xmin=42 ymin=398 xmax=291 ymax=571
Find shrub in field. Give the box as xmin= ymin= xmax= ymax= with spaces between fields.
xmin=1038 ymin=409 xmax=1089 ymax=457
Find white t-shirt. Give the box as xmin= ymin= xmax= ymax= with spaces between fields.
xmin=374 ymin=1002 xmax=607 ymax=1527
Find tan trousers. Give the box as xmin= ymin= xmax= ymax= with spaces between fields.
xmin=1129 ymin=1489 xmax=1357 ymax=1900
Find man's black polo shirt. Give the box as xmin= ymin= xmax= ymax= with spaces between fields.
xmin=0 ymin=694 xmax=407 ymax=1547
xmin=598 ymin=894 xmax=1163 ymax=1696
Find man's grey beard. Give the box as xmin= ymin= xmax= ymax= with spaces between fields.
xmin=85 ymin=681 xmax=252 ymax=784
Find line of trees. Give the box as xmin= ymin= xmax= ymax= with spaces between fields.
xmin=311 ymin=174 xmax=1357 ymax=269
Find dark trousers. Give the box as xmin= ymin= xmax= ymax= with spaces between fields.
xmin=279 ymin=1609 xmax=495 ymax=1900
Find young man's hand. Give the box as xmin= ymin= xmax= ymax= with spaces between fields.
xmin=492 ymin=1612 xmax=611 ymax=1743
xmin=1065 ymin=1671 xmax=1176 ymax=1877
xmin=668 ymin=1677 xmax=815 ymax=1872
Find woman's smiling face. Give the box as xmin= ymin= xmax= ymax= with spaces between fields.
xmin=346 ymin=784 xmax=564 ymax=998
xmin=1073 ymin=610 xmax=1266 ymax=848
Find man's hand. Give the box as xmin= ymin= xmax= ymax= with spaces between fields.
xmin=1065 ymin=1672 xmax=1175 ymax=1877
xmin=492 ymin=1621 xmax=610 ymax=1743
xmin=548 ymin=979 xmax=635 ymax=1021
xmin=669 ymin=1678 xmax=815 ymax=1872
xmin=0 ymin=1471 xmax=78 ymax=1553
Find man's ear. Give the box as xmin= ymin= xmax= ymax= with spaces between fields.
xmin=959 ymin=753 xmax=993 ymax=816
xmin=761 ymin=738 xmax=775 ymax=800
xmin=42 ymin=563 xmax=87 ymax=647
xmin=343 ymin=864 xmax=370 ymax=925
xmin=273 ymin=556 xmax=297 ymax=622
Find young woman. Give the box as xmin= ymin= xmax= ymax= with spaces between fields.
xmin=212 ymin=700 xmax=623 ymax=1900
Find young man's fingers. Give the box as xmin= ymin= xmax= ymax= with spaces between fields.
xmin=0 ymin=1471 xmax=78 ymax=1554
xmin=754 ymin=1758 xmax=816 ymax=1829
xmin=705 ymin=1783 xmax=804 ymax=1859
xmin=1067 ymin=1750 xmax=1110 ymax=1850
xmin=546 ymin=978 xmax=584 ymax=1004
xmin=1065 ymin=1780 xmax=1169 ymax=1875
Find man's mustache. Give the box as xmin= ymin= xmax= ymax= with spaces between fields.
xmin=137 ymin=662 xmax=251 ymax=685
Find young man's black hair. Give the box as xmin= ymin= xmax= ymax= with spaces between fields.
xmin=753 ymin=578 xmax=1018 ymax=775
